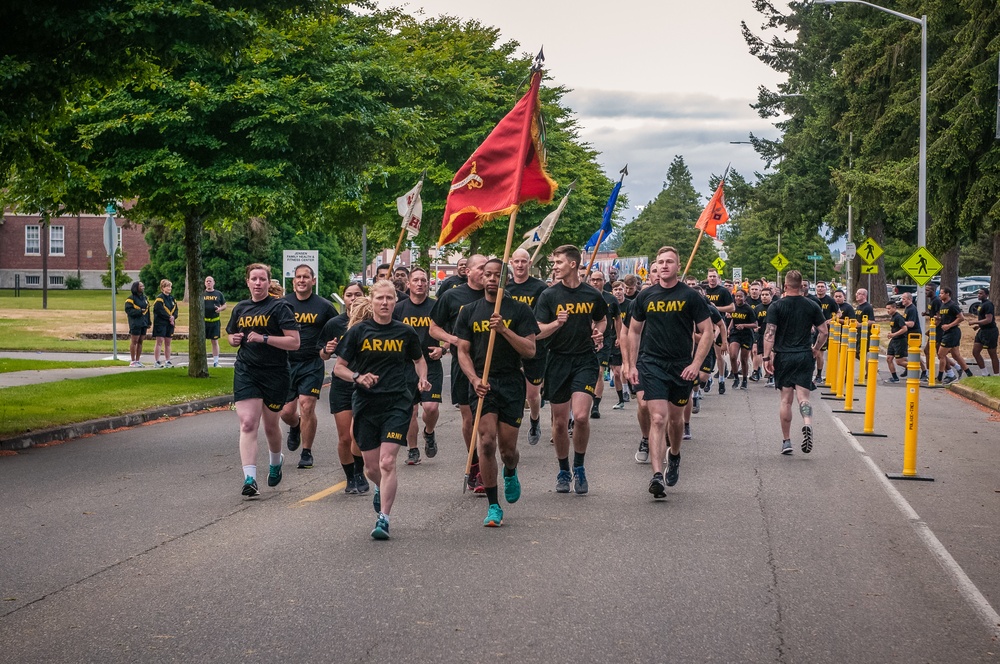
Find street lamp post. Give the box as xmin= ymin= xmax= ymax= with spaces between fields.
xmin=812 ymin=0 xmax=927 ymax=316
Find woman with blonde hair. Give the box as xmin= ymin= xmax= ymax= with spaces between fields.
xmin=152 ymin=279 xmax=178 ymax=368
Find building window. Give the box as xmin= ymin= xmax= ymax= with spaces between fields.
xmin=25 ymin=225 xmax=40 ymax=255
xmin=24 ymin=275 xmax=41 ymax=285
xmin=49 ymin=275 xmax=64 ymax=286
xmin=49 ymin=225 xmax=65 ymax=256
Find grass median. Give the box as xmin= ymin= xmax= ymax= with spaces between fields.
xmin=0 ymin=358 xmax=126 ymax=374
xmin=0 ymin=368 xmax=234 ymax=438
xmin=959 ymin=375 xmax=1000 ymax=400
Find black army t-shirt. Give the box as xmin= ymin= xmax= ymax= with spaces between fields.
xmin=203 ymin=289 xmax=226 ymax=319
xmin=976 ymin=300 xmax=997 ymax=330
xmin=454 ymin=297 xmax=540 ymax=376
xmin=630 ymin=282 xmax=710 ymax=362
xmin=284 ymin=293 xmax=337 ymax=364
xmin=393 ymin=296 xmax=438 ymax=359
xmin=810 ymin=294 xmax=839 ymax=321
xmin=318 ymin=312 xmax=349 ymax=354
xmin=226 ymin=296 xmax=299 ymax=369
xmin=838 ymin=301 xmax=856 ymax=321
xmin=704 ymin=284 xmax=734 ymax=310
xmin=856 ymin=302 xmax=875 ymax=324
xmin=753 ymin=300 xmax=770 ymax=331
xmin=765 ymin=296 xmax=826 ymax=353
xmin=506 ymin=276 xmax=547 ymax=310
xmin=903 ymin=303 xmax=921 ymax=335
xmin=336 ymin=318 xmax=422 ymax=400
xmin=939 ymin=300 xmax=962 ymax=329
xmin=729 ymin=302 xmax=756 ymax=338
xmin=430 ymin=284 xmax=485 ymax=343
xmin=535 ymin=282 xmax=608 ymax=355
xmin=600 ymin=290 xmax=620 ymax=347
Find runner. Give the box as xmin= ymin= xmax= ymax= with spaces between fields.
xmin=610 ymin=280 xmax=629 ymax=408
xmin=746 ymin=281 xmax=764 ymax=381
xmin=124 ymin=281 xmax=150 ymax=367
xmin=506 ymin=248 xmax=549 ymax=444
xmin=937 ymin=287 xmax=973 ymax=384
xmin=728 ymin=289 xmax=755 ymax=390
xmin=808 ymin=280 xmax=839 ymax=383
xmin=588 ymin=270 xmax=621 ymax=419
xmin=455 ymin=259 xmax=539 ymax=526
xmin=203 ymin=276 xmax=227 ymax=368
xmin=393 ymin=266 xmax=443 ymax=465
xmin=333 ymin=279 xmax=429 ymax=540
xmin=622 ymin=274 xmax=640 ymax=302
xmin=704 ymin=268 xmax=734 ymax=395
xmin=279 ymin=264 xmax=337 ymax=469
xmin=897 ymin=292 xmax=926 ymax=378
xmin=884 ymin=301 xmax=909 ymax=382
xmin=430 ymin=254 xmax=487 ymax=491
xmin=226 ymin=263 xmax=300 ymax=497
xmin=762 ymin=270 xmax=828 ymax=455
xmin=625 ymin=262 xmax=660 ymax=462
xmin=535 ymin=245 xmax=607 ymax=494
xmin=625 ymin=246 xmax=713 ymax=498
xmin=969 ymin=287 xmax=999 ymax=376
xmin=754 ymin=286 xmax=774 ymax=385
xmin=318 ymin=283 xmax=370 ymax=494
xmin=152 ymin=279 xmax=178 ymax=368
xmin=436 ymin=257 xmax=469 ymax=296
xmin=693 ymin=285 xmax=728 ymax=409
xmin=921 ymin=283 xmax=942 ymax=379
xmin=833 ymin=289 xmax=854 ymax=321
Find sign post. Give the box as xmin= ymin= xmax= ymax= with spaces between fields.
xmin=806 ymin=253 xmax=823 ymax=284
xmin=770 ymin=253 xmax=789 ymax=286
xmin=283 ymin=250 xmax=320 ymax=294
xmin=732 ymin=267 xmax=743 ymax=285
xmin=103 ymin=205 xmax=119 ymax=361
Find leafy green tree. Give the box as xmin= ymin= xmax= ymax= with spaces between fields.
xmin=101 ymin=248 xmax=130 ymax=291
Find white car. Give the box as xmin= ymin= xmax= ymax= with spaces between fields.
xmin=957 ymin=281 xmax=990 ymax=309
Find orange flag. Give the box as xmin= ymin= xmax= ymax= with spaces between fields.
xmin=695 ymin=181 xmax=729 ymax=239
xmin=438 ymin=71 xmax=557 ymax=247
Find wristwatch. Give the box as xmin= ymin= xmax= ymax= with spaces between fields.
xmin=263 ymin=334 xmax=269 ymax=345
xmin=352 ymin=371 xmax=360 ymax=383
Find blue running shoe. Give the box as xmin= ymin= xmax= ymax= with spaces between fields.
xmin=503 ymin=469 xmax=521 ymax=504
xmin=241 ymin=476 xmax=259 ymax=497
xmin=373 ymin=486 xmax=381 ymax=514
xmin=483 ymin=504 xmax=504 ymax=527
xmin=555 ymin=470 xmax=572 ymax=493
xmin=371 ymin=514 xmax=390 ymax=540
xmin=573 ymin=466 xmax=589 ymax=494
xmin=267 ymin=454 xmax=283 ymax=487
xmin=665 ymin=452 xmax=680 ymax=487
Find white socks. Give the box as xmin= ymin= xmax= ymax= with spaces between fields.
xmin=243 ymin=464 xmax=256 ymax=480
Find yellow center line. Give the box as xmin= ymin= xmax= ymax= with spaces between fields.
xmin=297 ymin=481 xmax=347 ymax=505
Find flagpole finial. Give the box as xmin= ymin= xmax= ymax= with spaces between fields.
xmin=567 ymin=179 xmax=577 ymax=191
xmin=620 ymin=164 xmax=629 ymax=176
xmin=532 ymin=47 xmax=545 ymax=72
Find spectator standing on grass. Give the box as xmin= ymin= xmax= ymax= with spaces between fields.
xmin=152 ymin=279 xmax=178 ymax=368
xmin=203 ymin=276 xmax=227 ymax=368
xmin=125 ymin=281 xmax=150 ymax=367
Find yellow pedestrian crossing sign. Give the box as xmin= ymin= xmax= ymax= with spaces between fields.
xmin=712 ymin=257 xmax=726 ymax=272
xmin=861 ymin=264 xmax=879 ymax=274
xmin=858 ymin=237 xmax=883 ymax=264
xmin=771 ymin=253 xmax=789 ymax=272
xmin=901 ymin=247 xmax=942 ymax=286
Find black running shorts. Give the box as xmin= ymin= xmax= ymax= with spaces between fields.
xmin=543 ymin=351 xmax=599 ymax=404
xmin=329 ymin=377 xmax=355 ymax=414
xmin=773 ymin=350 xmax=815 ymax=391
xmin=286 ymin=356 xmax=325 ymax=402
xmin=234 ymin=361 xmax=290 ymax=412
xmin=469 ymin=372 xmax=526 ymax=428
xmin=939 ymin=329 xmax=961 ymax=349
xmin=975 ymin=327 xmax=999 ymax=349
xmin=596 ymin=346 xmax=612 ymax=368
xmin=609 ymin=348 xmax=623 ymax=367
xmin=637 ymin=356 xmax=696 ymax=407
xmin=700 ymin=350 xmax=716 ymax=375
xmin=152 ymin=322 xmax=175 ymax=338
xmin=522 ymin=356 xmax=545 ymax=385
xmin=731 ymin=332 xmax=754 ymax=350
xmin=887 ymin=338 xmax=908 ymax=359
xmin=352 ymin=397 xmax=411 ymax=451
xmin=415 ymin=359 xmax=443 ymax=404
xmin=450 ymin=353 xmax=473 ymax=406
xmin=204 ymin=319 xmax=221 ymax=340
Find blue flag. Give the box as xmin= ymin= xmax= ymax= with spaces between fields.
xmin=584 ymin=177 xmax=623 ymax=252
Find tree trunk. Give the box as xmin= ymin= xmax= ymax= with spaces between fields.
xmin=992 ymin=231 xmax=1000 ymax=308
xmin=41 ymin=213 xmax=50 ymax=310
xmin=867 ymin=218 xmax=889 ymax=308
xmin=184 ymin=213 xmax=208 ymax=378
xmin=941 ymin=244 xmax=960 ymax=295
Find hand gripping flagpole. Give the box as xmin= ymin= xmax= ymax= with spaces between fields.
xmin=681 ymin=164 xmax=730 ymax=281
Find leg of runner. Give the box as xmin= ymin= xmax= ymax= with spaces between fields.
xmin=421 ymin=401 xmax=439 ymax=457
xmin=550 ymin=401 xmax=573 ymax=491
xmin=795 ymin=385 xmax=814 ymax=453
xmin=778 ymin=387 xmax=794 ymax=454
xmin=295 ymin=394 xmax=317 ymax=467
xmin=261 ymin=405 xmax=284 ymax=487
xmin=477 ymin=412 xmax=504 ymax=526
xmin=334 ymin=410 xmax=360 ymax=493
xmin=279 ymin=399 xmax=301 ymax=451
xmin=377 ymin=442 xmax=402 ymax=515
xmin=634 ymin=389 xmax=651 ymax=462
xmin=646 ymin=398 xmax=669 ymax=495
xmin=236 ymin=399 xmax=265 ymax=489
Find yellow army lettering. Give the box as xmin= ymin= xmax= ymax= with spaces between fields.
xmin=511 ymin=295 xmax=535 ymax=307
xmin=471 ymin=319 xmax=513 ymax=333
xmin=386 ymin=431 xmax=403 ymax=440
xmin=361 ymin=338 xmax=405 ymax=353
xmin=295 ymin=312 xmax=319 ymax=324
xmin=645 ymin=300 xmax=687 ymax=313
xmin=556 ymin=302 xmax=595 ymax=315
xmin=237 ymin=314 xmax=271 ymax=327
xmin=403 ymin=316 xmax=432 ymax=328
xmin=731 ymin=311 xmax=750 ymax=321
xmin=584 ymin=384 xmax=595 ymax=394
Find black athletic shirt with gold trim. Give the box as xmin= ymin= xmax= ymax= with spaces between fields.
xmin=454 ymin=297 xmax=540 ymax=376
xmin=393 ymin=296 xmax=438 ymax=360
xmin=631 ymin=282 xmax=710 ymax=362
xmin=535 ymin=282 xmax=607 ymax=355
xmin=284 ymin=293 xmax=337 ymax=364
xmin=226 ymin=296 xmax=299 ymax=369
xmin=337 ymin=318 xmax=422 ymax=400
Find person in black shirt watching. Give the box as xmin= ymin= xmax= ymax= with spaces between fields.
xmin=279 ymin=264 xmax=337 ymax=470
xmin=226 ymin=263 xmax=301 ymax=497
xmin=728 ymin=289 xmax=756 ymax=390
xmin=936 ymin=286 xmax=972 ymax=384
xmin=455 ymin=259 xmax=539 ymax=528
xmin=535 ymin=245 xmax=607 ymax=495
xmin=203 ymin=276 xmax=227 ymax=368
xmin=506 ymin=248 xmax=549 ymax=444
xmin=884 ymin=301 xmax=909 ymax=382
xmin=833 ymin=290 xmax=854 ymax=321
xmin=393 ymin=266 xmax=444 ymax=465
xmin=124 ymin=281 xmax=150 ymax=367
xmin=969 ymin=287 xmax=999 ymax=376
xmin=704 ymin=268 xmax=734 ymax=394
xmin=762 ymin=270 xmax=828 ymax=456
xmin=625 ymin=246 xmax=713 ymax=498
xmin=436 ymin=256 xmax=469 ymax=297
xmin=588 ymin=270 xmax=621 ymax=419
xmin=334 ymin=280 xmax=429 ymax=540
xmin=809 ymin=281 xmax=839 ymax=383
xmin=430 ymin=254 xmax=487 ymax=492
xmin=318 ymin=282 xmax=369 ymax=495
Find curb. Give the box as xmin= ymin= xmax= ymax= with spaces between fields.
xmin=948 ymin=383 xmax=1000 ymax=413
xmin=0 ymin=394 xmax=234 ymax=451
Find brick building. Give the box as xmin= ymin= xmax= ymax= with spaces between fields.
xmin=0 ymin=212 xmax=150 ymax=289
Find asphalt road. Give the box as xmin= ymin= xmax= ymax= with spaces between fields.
xmin=2 ymin=358 xmax=999 ymax=663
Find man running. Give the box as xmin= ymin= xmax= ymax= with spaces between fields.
xmin=754 ymin=286 xmax=774 ymax=385
xmin=762 ymin=270 xmax=828 ymax=455
xmin=610 ymin=280 xmax=629 ymax=408
xmin=937 ymin=287 xmax=973 ymax=384
xmin=728 ymin=289 xmax=756 ymax=390
xmin=921 ymin=283 xmax=941 ymax=379
xmin=535 ymin=245 xmax=607 ymax=494
xmin=506 ymin=248 xmax=549 ymax=444
xmin=704 ymin=268 xmax=734 ymax=395
xmin=588 ymin=270 xmax=621 ymax=419
xmin=280 ymin=264 xmax=337 ymax=469
xmin=393 ymin=266 xmax=443 ymax=465
xmin=436 ymin=257 xmax=469 ymax=296
xmin=625 ymin=246 xmax=713 ymax=498
xmin=884 ymin=301 xmax=909 ymax=382
xmin=969 ymin=287 xmax=998 ymax=376
xmin=455 ymin=258 xmax=539 ymax=527
xmin=203 ymin=276 xmax=227 ymax=368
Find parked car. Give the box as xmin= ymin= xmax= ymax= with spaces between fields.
xmin=889 ymin=283 xmax=918 ymax=306
xmin=957 ymin=281 xmax=991 ymax=309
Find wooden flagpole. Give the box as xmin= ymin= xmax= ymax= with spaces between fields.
xmin=586 ymin=229 xmax=607 ymax=276
xmin=463 ymin=205 xmax=521 ymax=491
xmin=387 ymin=228 xmax=406 ymax=274
xmin=681 ymin=164 xmax=730 ymax=281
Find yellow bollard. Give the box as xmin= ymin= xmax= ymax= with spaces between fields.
xmin=857 ymin=315 xmax=870 ymax=385
xmin=843 ymin=321 xmax=857 ymax=410
xmin=826 ymin=318 xmax=841 ymax=390
xmin=853 ymin=325 xmax=888 ymax=437
xmin=887 ymin=334 xmax=934 ymax=481
xmin=835 ymin=320 xmax=850 ymax=399
xmin=927 ymin=318 xmax=937 ymax=387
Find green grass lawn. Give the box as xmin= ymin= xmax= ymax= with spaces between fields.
xmin=960 ymin=376 xmax=1000 ymax=400
xmin=0 ymin=288 xmax=185 ymax=312
xmin=0 ymin=318 xmax=193 ymax=353
xmin=0 ymin=368 xmax=234 ymax=437
xmin=0 ymin=358 xmax=126 ymax=373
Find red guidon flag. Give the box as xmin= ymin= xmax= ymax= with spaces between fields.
xmin=438 ymin=71 xmax=557 ymax=247
xmin=695 ymin=180 xmax=729 ymax=239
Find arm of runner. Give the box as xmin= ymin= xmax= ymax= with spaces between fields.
xmin=535 ymin=310 xmax=568 ymax=340
xmin=245 ymin=328 xmax=300 ymax=351
xmin=455 ymin=338 xmax=486 ymax=396
xmin=812 ymin=321 xmax=829 ymax=360
xmin=429 ymin=321 xmax=459 ymax=347
xmin=413 ymin=356 xmax=431 ymax=393
xmin=684 ymin=318 xmax=715 ymax=381
xmin=490 ymin=313 xmax=536 ymax=358
xmin=947 ymin=311 xmax=965 ymax=330
xmin=762 ymin=323 xmax=777 ymax=371
xmin=626 ymin=319 xmax=645 ymax=385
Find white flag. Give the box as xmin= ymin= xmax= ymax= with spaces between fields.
xmin=397 ymin=179 xmax=424 ymax=239
xmin=516 ymin=186 xmax=572 ymax=252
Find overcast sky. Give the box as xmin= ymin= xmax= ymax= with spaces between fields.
xmin=400 ymin=0 xmax=791 ymax=219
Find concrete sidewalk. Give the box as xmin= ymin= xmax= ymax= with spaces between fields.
xmin=0 ymin=350 xmax=235 ymax=388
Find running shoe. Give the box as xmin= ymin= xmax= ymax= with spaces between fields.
xmin=423 ymin=429 xmax=438 ymax=458
xmin=623 ymin=391 xmax=631 ymax=402
xmin=705 ymin=377 xmax=713 ymax=393
xmin=286 ymin=424 xmax=301 ymax=452
xmin=406 ymin=447 xmax=421 ymax=465
xmin=634 ymin=438 xmax=650 ymax=464
xmin=344 ymin=475 xmax=358 ymax=495
xmin=213 ymin=359 xmax=220 ymax=368
xmin=942 ymin=374 xmax=957 ymax=385
xmin=766 ymin=376 xmax=774 ymax=387
xmin=298 ymin=449 xmax=313 ymax=469
xmin=467 ymin=464 xmax=480 ymax=492
xmin=267 ymin=455 xmax=283 ymax=487
xmin=612 ymin=401 xmax=625 ymax=410
xmin=815 ymin=373 xmax=823 ymax=383
xmin=129 ymin=361 xmax=137 ymax=367
xmin=373 ymin=486 xmax=381 ymax=514
xmin=718 ymin=380 xmax=726 ymax=396
xmin=154 ymin=361 xmax=164 ymax=369
xmin=732 ymin=378 xmax=740 ymax=391
xmin=781 ymin=440 xmax=793 ymax=455
xmin=591 ymin=405 xmax=601 ymax=419
xmin=241 ymin=476 xmax=260 ymax=497
xmin=691 ymin=394 xmax=701 ymax=414
xmin=135 ymin=362 xmax=145 ymax=368
xmin=665 ymin=452 xmax=681 ymax=487
xmin=888 ymin=375 xmax=900 ymax=383
xmin=648 ymin=472 xmax=667 ymax=499
xmin=568 ymin=419 xmax=574 ymax=437
xmin=484 ymin=503 xmax=504 ymax=527
xmin=528 ymin=421 xmax=541 ymax=446
xmin=472 ymin=473 xmax=486 ymax=495
xmin=503 ymin=469 xmax=521 ymax=504
xmin=683 ymin=423 xmax=691 ymax=440
xmin=801 ymin=425 xmax=813 ymax=454
xmin=371 ymin=514 xmax=390 ymax=540
xmin=355 ymin=472 xmax=370 ymax=495
xmin=164 ymin=361 xmax=174 ymax=368
xmin=573 ymin=466 xmax=588 ymax=494
xmin=741 ymin=379 xmax=748 ymax=390
xmin=920 ymin=370 xmax=928 ymax=381
xmin=555 ymin=469 xmax=572 ymax=493
xmin=900 ymin=369 xmax=908 ymax=378
xmin=750 ymin=369 xmax=761 ymax=381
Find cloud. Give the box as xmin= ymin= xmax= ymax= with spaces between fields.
xmin=565 ymin=88 xmax=762 ymax=122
